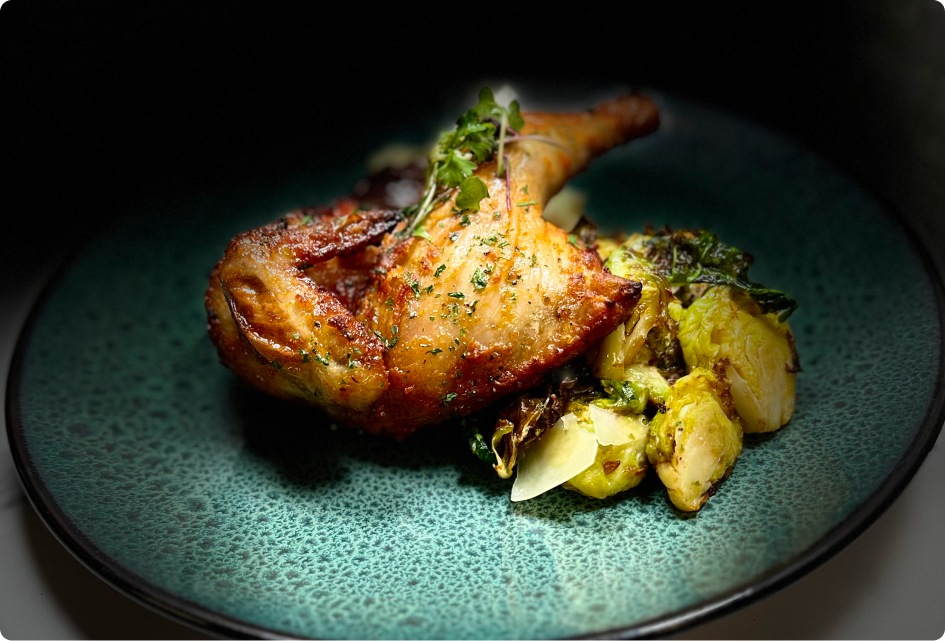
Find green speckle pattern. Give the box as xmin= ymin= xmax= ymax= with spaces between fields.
xmin=13 ymin=96 xmax=942 ymax=639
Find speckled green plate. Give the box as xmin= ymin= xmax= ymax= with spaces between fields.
xmin=7 ymin=95 xmax=945 ymax=639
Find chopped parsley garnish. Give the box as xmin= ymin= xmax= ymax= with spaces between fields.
xmin=440 ymin=392 xmax=458 ymax=405
xmin=448 ymin=291 xmax=465 ymax=299
xmin=427 ymin=348 xmax=442 ymax=355
xmin=373 ymin=330 xmax=398 ymax=350
xmin=434 ymin=264 xmax=446 ymax=278
xmin=471 ymin=267 xmax=489 ymax=290
xmin=516 ymin=201 xmax=538 ymax=207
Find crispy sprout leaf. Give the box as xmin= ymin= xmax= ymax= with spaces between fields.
xmin=488 ymin=365 xmax=596 ymax=478
xmin=644 ymin=229 xmax=798 ymax=321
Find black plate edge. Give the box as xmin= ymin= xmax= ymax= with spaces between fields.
xmin=4 ymin=168 xmax=944 ymax=641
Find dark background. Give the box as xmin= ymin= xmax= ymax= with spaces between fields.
xmin=1 ymin=1 xmax=943 ymax=639
xmin=2 ymin=1 xmax=942 ymax=277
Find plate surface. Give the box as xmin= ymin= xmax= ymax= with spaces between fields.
xmin=7 ymin=95 xmax=944 ymax=639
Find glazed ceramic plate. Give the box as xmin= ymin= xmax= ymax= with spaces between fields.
xmin=7 ymin=94 xmax=945 ymax=639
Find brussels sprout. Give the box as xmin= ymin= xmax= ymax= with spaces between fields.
xmin=564 ymin=404 xmax=649 ymax=499
xmin=592 ymin=235 xmax=682 ymax=379
xmin=677 ymin=286 xmax=797 ymax=433
xmin=647 ymin=367 xmax=742 ymax=512
xmin=623 ymin=363 xmax=672 ymax=403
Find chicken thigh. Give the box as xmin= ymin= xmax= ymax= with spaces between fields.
xmin=207 ymin=94 xmax=659 ymax=437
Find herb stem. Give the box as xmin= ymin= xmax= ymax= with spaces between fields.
xmin=406 ymin=163 xmax=441 ymax=236
xmin=496 ymin=112 xmax=508 ymax=176
xmin=485 ymin=117 xmax=519 ymax=137
xmin=504 ymin=153 xmax=511 ymax=214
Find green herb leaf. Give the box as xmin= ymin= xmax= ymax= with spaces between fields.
xmin=438 ymin=149 xmax=479 ymax=188
xmin=413 ymin=226 xmax=434 ymax=242
xmin=455 ymin=176 xmax=489 ymax=212
xmin=434 ymin=264 xmax=446 ymax=278
xmin=507 ymin=100 xmax=524 ymax=131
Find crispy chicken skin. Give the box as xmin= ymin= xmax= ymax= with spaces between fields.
xmin=206 ymin=94 xmax=659 ymax=437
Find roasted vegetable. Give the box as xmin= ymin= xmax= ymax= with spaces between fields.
xmin=490 ymin=367 xmax=595 ymax=478
xmin=593 ymin=237 xmax=682 ymax=380
xmin=675 ymin=287 xmax=798 ymax=433
xmin=646 ymin=367 xmax=742 ymax=512
xmin=510 ymin=400 xmax=650 ymax=501
xmin=563 ymin=403 xmax=649 ymax=499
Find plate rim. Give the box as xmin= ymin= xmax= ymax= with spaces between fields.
xmin=5 ymin=145 xmax=945 ymax=641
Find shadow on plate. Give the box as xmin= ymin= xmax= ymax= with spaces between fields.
xmin=226 ymin=380 xmax=669 ymax=519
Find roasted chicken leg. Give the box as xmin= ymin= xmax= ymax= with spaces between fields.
xmin=206 ymin=94 xmax=659 ymax=438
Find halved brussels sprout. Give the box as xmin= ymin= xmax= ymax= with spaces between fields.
xmin=646 ymin=367 xmax=742 ymax=512
xmin=676 ymin=286 xmax=798 ymax=433
xmin=564 ymin=403 xmax=649 ymax=499
xmin=592 ymin=235 xmax=682 ymax=380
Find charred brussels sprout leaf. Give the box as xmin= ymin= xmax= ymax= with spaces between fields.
xmin=490 ymin=383 xmax=572 ymax=478
xmin=644 ymin=229 xmax=797 ymax=321
xmin=594 ymin=235 xmax=685 ymax=382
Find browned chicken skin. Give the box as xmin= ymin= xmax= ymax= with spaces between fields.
xmin=206 ymin=94 xmax=659 ymax=438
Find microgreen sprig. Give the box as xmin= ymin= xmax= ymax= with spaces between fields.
xmin=403 ymin=87 xmax=524 ymax=237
